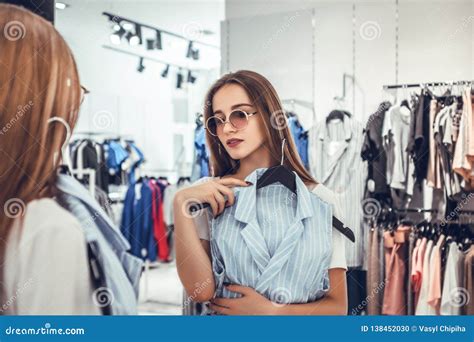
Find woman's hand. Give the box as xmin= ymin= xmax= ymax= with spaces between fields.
xmin=209 ymin=285 xmax=277 ymax=315
xmin=174 ymin=177 xmax=250 ymax=217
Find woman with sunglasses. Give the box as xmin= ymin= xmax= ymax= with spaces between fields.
xmin=174 ymin=70 xmax=348 ymax=315
xmin=0 ymin=4 xmax=99 ymax=314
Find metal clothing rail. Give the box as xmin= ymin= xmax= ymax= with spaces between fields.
xmin=383 ymin=80 xmax=473 ymax=90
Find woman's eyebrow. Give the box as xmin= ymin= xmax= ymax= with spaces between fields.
xmin=213 ymin=103 xmax=254 ymax=115
xmin=231 ymin=103 xmax=253 ymax=109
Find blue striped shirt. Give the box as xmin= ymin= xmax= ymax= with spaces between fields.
xmin=207 ymin=167 xmax=333 ymax=311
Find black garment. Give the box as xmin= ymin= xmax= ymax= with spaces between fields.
xmin=361 ymin=101 xmax=391 ymax=196
xmin=407 ymin=91 xmax=431 ymax=183
xmin=346 ymin=268 xmax=367 ymax=315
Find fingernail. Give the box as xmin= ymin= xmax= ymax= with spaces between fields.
xmin=246 ymin=181 xmax=253 ymax=185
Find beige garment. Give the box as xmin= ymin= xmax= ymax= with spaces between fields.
xmin=465 ymin=87 xmax=474 ymax=160
xmin=367 ymin=227 xmax=383 ymax=315
xmin=427 ymin=100 xmax=442 ymax=188
xmin=453 ymin=89 xmax=473 ymax=183
xmin=382 ymin=226 xmax=411 ymax=315
xmin=453 ymin=87 xmax=474 ymax=188
xmin=462 ymin=246 xmax=474 ymax=315
xmin=427 ymin=235 xmax=445 ymax=314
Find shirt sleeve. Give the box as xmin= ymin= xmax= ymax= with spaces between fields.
xmin=311 ymin=184 xmax=348 ymax=270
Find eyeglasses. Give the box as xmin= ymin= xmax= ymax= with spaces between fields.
xmin=205 ymin=110 xmax=258 ymax=137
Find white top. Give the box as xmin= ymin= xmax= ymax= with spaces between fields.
xmin=192 ymin=177 xmax=347 ymax=270
xmin=3 ymin=198 xmax=101 ymax=315
xmin=440 ymin=241 xmax=465 ymax=315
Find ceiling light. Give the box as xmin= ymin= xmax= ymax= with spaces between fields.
xmin=161 ymin=65 xmax=170 ymax=78
xmin=55 ymin=2 xmax=68 ymax=10
xmin=192 ymin=48 xmax=200 ymax=60
xmin=187 ymin=70 xmax=197 ymax=84
xmin=146 ymin=39 xmax=155 ymax=50
xmin=155 ymin=30 xmax=162 ymax=50
xmin=137 ymin=57 xmax=145 ymax=73
xmin=186 ymin=41 xmax=194 ymax=58
xmin=176 ymin=71 xmax=184 ymax=89
xmin=110 ymin=26 xmax=125 ymax=45
xmin=122 ymin=22 xmax=134 ymax=31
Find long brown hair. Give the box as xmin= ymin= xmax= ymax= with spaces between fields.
xmin=0 ymin=5 xmax=81 ymax=237
xmin=203 ymin=70 xmax=317 ymax=186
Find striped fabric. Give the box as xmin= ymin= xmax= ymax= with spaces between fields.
xmin=206 ymin=168 xmax=333 ymax=313
xmin=309 ymin=117 xmax=368 ymax=268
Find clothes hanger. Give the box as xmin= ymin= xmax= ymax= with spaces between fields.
xmin=256 ymin=138 xmax=296 ymax=193
xmin=47 ymin=116 xmax=73 ymax=174
xmin=326 ymin=109 xmax=345 ymax=123
xmin=190 ymin=139 xmax=356 ymax=242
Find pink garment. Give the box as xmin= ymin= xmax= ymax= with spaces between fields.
xmin=427 ymin=235 xmax=446 ymax=314
xmin=382 ymin=225 xmax=411 ymax=315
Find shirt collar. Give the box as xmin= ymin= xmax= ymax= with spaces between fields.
xmin=233 ymin=167 xmax=314 ymax=224
xmin=318 ymin=115 xmax=352 ymax=142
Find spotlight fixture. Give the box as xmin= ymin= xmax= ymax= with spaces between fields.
xmin=187 ymin=70 xmax=197 ymax=84
xmin=186 ymin=41 xmax=194 ymax=58
xmin=161 ymin=64 xmax=170 ymax=78
xmin=110 ymin=26 xmax=125 ymax=45
xmin=155 ymin=30 xmax=162 ymax=50
xmin=127 ymin=24 xmax=142 ymax=46
xmin=192 ymin=48 xmax=200 ymax=60
xmin=137 ymin=57 xmax=145 ymax=73
xmin=122 ymin=22 xmax=134 ymax=31
xmin=146 ymin=39 xmax=155 ymax=50
xmin=176 ymin=71 xmax=184 ymax=89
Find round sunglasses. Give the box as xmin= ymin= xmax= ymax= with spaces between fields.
xmin=205 ymin=110 xmax=258 ymax=137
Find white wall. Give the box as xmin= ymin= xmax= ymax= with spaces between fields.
xmin=56 ymin=0 xmax=224 ymax=176
xmin=224 ymin=0 xmax=473 ymax=123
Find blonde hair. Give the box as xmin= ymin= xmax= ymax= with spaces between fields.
xmin=0 ymin=4 xmax=81 ymax=237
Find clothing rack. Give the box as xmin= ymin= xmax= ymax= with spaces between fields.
xmin=281 ymin=98 xmax=316 ymax=122
xmin=383 ymin=80 xmax=473 ymax=90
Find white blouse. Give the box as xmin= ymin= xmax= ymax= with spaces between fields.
xmin=3 ymin=198 xmax=100 ymax=315
xmin=192 ymin=177 xmax=348 ymax=270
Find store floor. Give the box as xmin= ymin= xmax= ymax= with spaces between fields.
xmin=138 ymin=261 xmax=183 ymax=315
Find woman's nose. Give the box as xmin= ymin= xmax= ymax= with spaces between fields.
xmin=222 ymin=120 xmax=236 ymax=134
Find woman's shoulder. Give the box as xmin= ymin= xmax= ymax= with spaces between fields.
xmin=9 ymin=198 xmax=84 ymax=243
